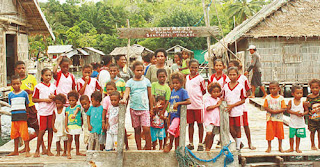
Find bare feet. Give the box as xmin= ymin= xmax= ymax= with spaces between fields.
xmin=6 ymin=152 xmax=19 ymax=156
xmin=19 ymin=148 xmax=26 ymax=153
xmin=67 ymin=154 xmax=72 ymax=159
xmin=62 ymin=152 xmax=67 ymax=156
xmin=163 ymin=144 xmax=172 ymax=153
xmin=41 ymin=149 xmax=47 ymax=155
xmin=285 ymin=148 xmax=294 ymax=153
xmin=296 ymin=149 xmax=302 ymax=153
xmin=47 ymin=151 xmax=54 ymax=156
xmin=311 ymin=146 xmax=317 ymax=150
xmin=279 ymin=148 xmax=284 ymax=153
xmin=34 ymin=152 xmax=40 ymax=158
xmin=25 ymin=152 xmax=31 ymax=157
xmin=249 ymin=145 xmax=256 ymax=150
xmin=76 ymin=152 xmax=86 ymax=156
xmin=55 ymin=153 xmax=60 ymax=156
xmin=265 ymin=147 xmax=271 ymax=153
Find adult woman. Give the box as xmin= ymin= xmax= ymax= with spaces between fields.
xmin=114 ymin=55 xmax=134 ymax=82
xmin=146 ymin=48 xmax=172 ymax=84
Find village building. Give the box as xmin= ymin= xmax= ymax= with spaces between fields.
xmin=110 ymin=44 xmax=153 ymax=65
xmin=0 ymin=0 xmax=54 ymax=87
xmin=212 ymin=0 xmax=320 ymax=85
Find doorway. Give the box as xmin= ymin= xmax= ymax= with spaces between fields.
xmin=6 ymin=34 xmax=17 ymax=85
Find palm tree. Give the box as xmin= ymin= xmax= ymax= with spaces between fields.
xmin=226 ymin=0 xmax=266 ymax=24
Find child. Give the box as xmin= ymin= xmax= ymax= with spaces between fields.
xmin=229 ymin=60 xmax=255 ymax=150
xmin=151 ymin=96 xmax=167 ymax=150
xmin=208 ymin=59 xmax=230 ymax=88
xmin=65 ymin=91 xmax=85 ymax=159
xmin=121 ymin=61 xmax=153 ymax=150
xmin=33 ymin=68 xmax=56 ymax=157
xmin=164 ymin=72 xmax=191 ymax=153
xmin=263 ymin=81 xmax=286 ymax=153
xmin=286 ymin=85 xmax=307 ymax=153
xmin=171 ymin=52 xmax=182 ymax=72
xmin=87 ymin=91 xmax=104 ymax=150
xmin=77 ymin=64 xmax=101 ymax=100
xmin=222 ymin=67 xmax=246 ymax=150
xmin=185 ymin=59 xmax=206 ymax=151
xmin=105 ymin=91 xmax=121 ymax=151
xmin=306 ymin=79 xmax=320 ymax=150
xmin=103 ymin=64 xmax=126 ymax=97
xmin=204 ymin=82 xmax=222 ymax=151
xmin=143 ymin=53 xmax=155 ymax=76
xmin=179 ymin=50 xmax=190 ymax=75
xmin=151 ymin=69 xmax=171 ymax=145
xmin=91 ymin=62 xmax=101 ymax=78
xmin=52 ymin=94 xmax=67 ymax=156
xmin=80 ymin=95 xmax=90 ymax=149
xmin=53 ymin=56 xmax=76 ymax=105
xmin=7 ymin=75 xmax=30 ymax=157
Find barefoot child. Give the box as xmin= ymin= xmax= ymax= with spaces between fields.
xmin=151 ymin=96 xmax=167 ymax=150
xmin=52 ymin=94 xmax=67 ymax=156
xmin=121 ymin=61 xmax=153 ymax=150
xmin=87 ymin=91 xmax=104 ymax=150
xmin=208 ymin=59 xmax=230 ymax=88
xmin=7 ymin=75 xmax=31 ymax=157
xmin=80 ymin=95 xmax=90 ymax=149
xmin=222 ymin=67 xmax=246 ymax=150
xmin=65 ymin=91 xmax=85 ymax=159
xmin=204 ymin=82 xmax=222 ymax=151
xmin=105 ymin=91 xmax=121 ymax=151
xmin=151 ymin=69 xmax=171 ymax=145
xmin=33 ymin=68 xmax=56 ymax=157
xmin=185 ymin=59 xmax=206 ymax=151
xmin=103 ymin=64 xmax=126 ymax=97
xmin=53 ymin=56 xmax=76 ymax=106
xmin=286 ymin=85 xmax=307 ymax=153
xmin=229 ymin=60 xmax=255 ymax=150
xmin=164 ymin=72 xmax=191 ymax=153
xmin=306 ymin=79 xmax=320 ymax=150
xmin=263 ymin=81 xmax=286 ymax=153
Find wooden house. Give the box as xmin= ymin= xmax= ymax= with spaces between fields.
xmin=0 ymin=0 xmax=54 ymax=86
xmin=110 ymin=44 xmax=153 ymax=64
xmin=82 ymin=47 xmax=105 ymax=65
xmin=212 ymin=0 xmax=320 ymax=84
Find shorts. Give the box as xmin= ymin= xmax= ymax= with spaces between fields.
xmin=130 ymin=109 xmax=150 ymax=128
xmin=205 ymin=124 xmax=220 ymax=134
xmin=167 ymin=117 xmax=180 ymax=138
xmin=88 ymin=133 xmax=104 ymax=150
xmin=53 ymin=135 xmax=68 ymax=142
xmin=187 ymin=109 xmax=203 ymax=124
xmin=67 ymin=125 xmax=82 ymax=135
xmin=266 ymin=121 xmax=284 ymax=140
xmin=150 ymin=127 xmax=166 ymax=142
xmin=39 ymin=115 xmax=53 ymax=131
xmin=105 ymin=133 xmax=117 ymax=151
xmin=11 ymin=121 xmax=29 ymax=141
xmin=241 ymin=112 xmax=249 ymax=126
xmin=26 ymin=105 xmax=39 ymax=130
xmin=229 ymin=116 xmax=241 ymax=127
xmin=289 ymin=127 xmax=306 ymax=138
xmin=251 ymin=72 xmax=262 ymax=87
xmin=308 ymin=119 xmax=320 ymax=132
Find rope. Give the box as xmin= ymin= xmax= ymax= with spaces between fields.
xmin=193 ymin=0 xmax=213 ymax=27
xmin=176 ymin=141 xmax=234 ymax=167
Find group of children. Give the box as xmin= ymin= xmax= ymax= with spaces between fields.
xmin=6 ymin=48 xmax=320 ymax=159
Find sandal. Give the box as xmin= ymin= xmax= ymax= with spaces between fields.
xmin=197 ymin=144 xmax=204 ymax=151
xmin=186 ymin=144 xmax=194 ymax=150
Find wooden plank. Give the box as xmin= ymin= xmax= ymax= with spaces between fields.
xmin=220 ymin=101 xmax=230 ymax=146
xmin=117 ymin=26 xmax=220 ymax=39
xmin=179 ymin=105 xmax=187 ymax=152
xmin=116 ymin=104 xmax=126 ymax=167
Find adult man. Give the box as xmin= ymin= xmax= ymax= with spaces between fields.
xmin=244 ymin=45 xmax=267 ymax=98
xmin=13 ymin=61 xmax=47 ymax=153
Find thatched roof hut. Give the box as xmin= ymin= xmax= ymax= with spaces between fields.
xmin=212 ymin=0 xmax=320 ymax=83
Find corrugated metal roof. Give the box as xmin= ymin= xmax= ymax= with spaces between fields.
xmin=166 ymin=45 xmax=193 ymax=53
xmin=77 ymin=48 xmax=89 ymax=56
xmin=66 ymin=49 xmax=78 ymax=58
xmin=48 ymin=45 xmax=73 ymax=54
xmin=84 ymin=47 xmax=105 ymax=56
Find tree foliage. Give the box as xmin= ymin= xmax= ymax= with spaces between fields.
xmin=29 ymin=0 xmax=268 ymax=57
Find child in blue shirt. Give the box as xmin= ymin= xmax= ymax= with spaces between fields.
xmin=121 ymin=61 xmax=153 ymax=150
xmin=87 ymin=91 xmax=104 ymax=150
xmin=163 ymin=72 xmax=190 ymax=153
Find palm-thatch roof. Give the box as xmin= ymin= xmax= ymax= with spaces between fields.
xmin=213 ymin=0 xmax=319 ymax=56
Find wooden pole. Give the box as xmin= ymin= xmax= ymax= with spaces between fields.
xmin=202 ymin=0 xmax=213 ymax=76
xmin=234 ymin=16 xmax=237 ymax=54
xmin=179 ymin=105 xmax=187 ymax=152
xmin=219 ymin=101 xmax=230 ymax=147
xmin=116 ymin=104 xmax=126 ymax=167
xmin=126 ymin=19 xmax=130 ymax=69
